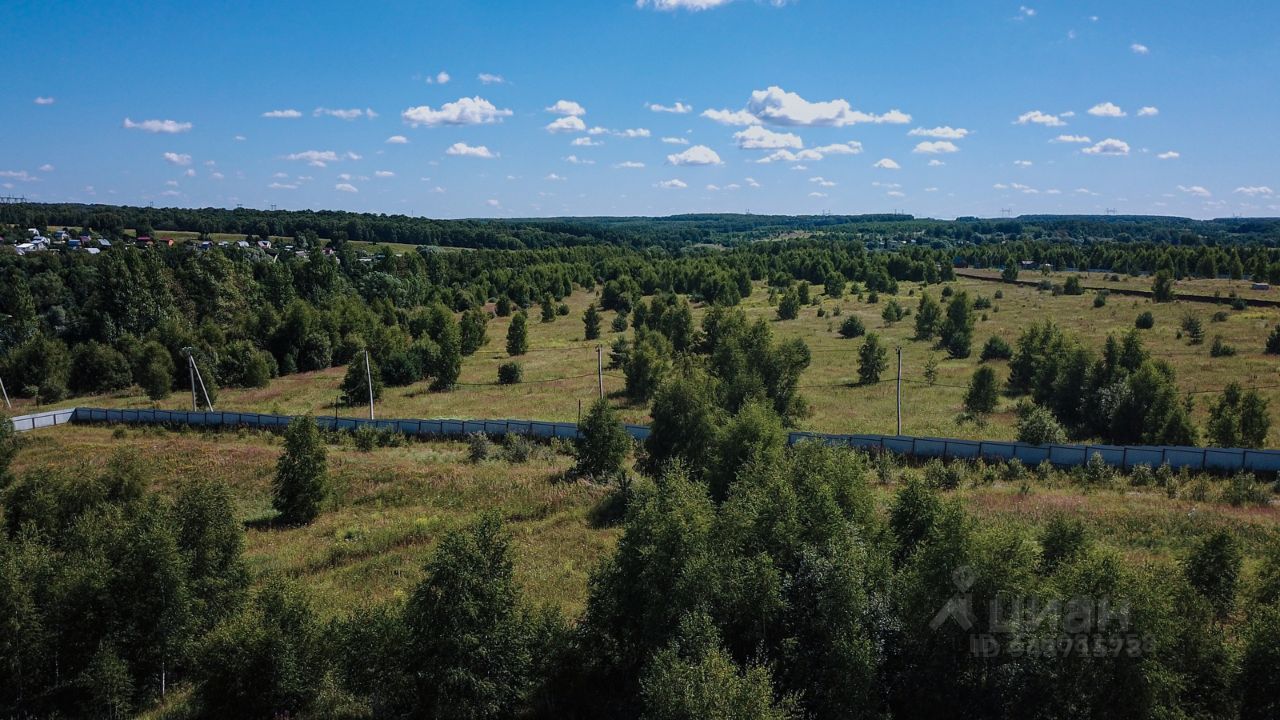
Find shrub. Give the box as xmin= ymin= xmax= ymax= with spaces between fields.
xmin=497 ymin=362 xmax=523 ymax=385
xmin=1210 ymin=336 xmax=1237 ymax=357
xmin=776 ymin=288 xmax=801 ymax=320
xmin=838 ymin=315 xmax=866 ymax=339
xmin=1016 ymin=403 xmax=1066 ymax=445
xmin=1063 ymin=275 xmax=1084 ymax=295
xmin=1211 ymin=310 xmax=1229 ymax=323
xmin=134 ymin=340 xmax=175 ymax=401
xmin=1184 ymin=529 xmax=1242 ymax=619
xmin=979 ymin=336 xmax=1012 ymax=362
xmin=70 ymin=341 xmax=133 ymax=395
xmin=467 ymin=432 xmax=495 ymax=463
xmin=1221 ymin=472 xmax=1269 ymax=507
xmin=1040 ymin=515 xmax=1089 ymax=573
xmin=881 ymin=299 xmax=905 ymax=324
xmin=1093 ymin=291 xmax=1108 ymax=308
xmin=611 ymin=313 xmax=628 ymax=333
xmin=1181 ymin=313 xmax=1205 ymax=344
xmin=353 ymin=426 xmax=378 ymax=452
xmin=1135 ymin=311 xmax=1155 ymax=330
xmin=973 ymin=295 xmax=992 ymax=310
xmin=501 ymin=433 xmax=539 ymax=463
xmin=1266 ymin=325 xmax=1280 ymax=354
xmin=963 ymin=366 xmax=999 ymax=416
xmin=923 ymin=459 xmax=963 ymax=491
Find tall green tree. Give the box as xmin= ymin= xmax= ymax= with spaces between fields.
xmin=575 ymin=398 xmax=631 ymax=481
xmin=583 ymin=304 xmax=602 ymax=341
xmin=939 ymin=291 xmax=975 ymax=358
xmin=272 ymin=416 xmax=328 ymax=524
xmin=506 ymin=312 xmax=530 ymax=356
xmin=857 ymin=333 xmax=888 ymax=385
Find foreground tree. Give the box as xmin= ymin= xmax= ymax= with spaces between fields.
xmin=401 ymin=514 xmax=533 ymax=719
xmin=583 ymin=304 xmax=602 ymax=340
xmin=964 ymin=366 xmax=1000 ymax=416
xmin=272 ymin=416 xmax=328 ymax=524
xmin=857 ymin=333 xmax=888 ymax=385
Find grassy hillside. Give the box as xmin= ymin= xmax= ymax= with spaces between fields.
xmin=22 ymin=273 xmax=1280 ymax=446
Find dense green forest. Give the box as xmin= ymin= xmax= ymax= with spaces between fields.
xmin=4 ymin=402 xmax=1280 ymax=718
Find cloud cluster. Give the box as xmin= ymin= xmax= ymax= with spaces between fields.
xmin=908 ymin=126 xmax=970 ymax=139
xmin=1087 ymin=102 xmax=1126 ymax=118
xmin=1015 ymin=110 xmax=1066 ymax=127
xmin=667 ymin=145 xmax=722 ymax=166
xmin=162 ymin=152 xmax=192 ymax=166
xmin=262 ymin=109 xmax=302 ymax=118
xmin=123 ymin=118 xmax=192 ymax=133
xmin=315 ymin=107 xmax=377 ymax=120
xmin=402 ymin=97 xmax=512 ymax=127
xmin=1081 ymin=138 xmax=1130 ymax=156
xmin=445 ymin=142 xmax=497 ymax=159
xmin=648 ymin=102 xmax=692 ymax=114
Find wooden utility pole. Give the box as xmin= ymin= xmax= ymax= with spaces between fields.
xmin=597 ymin=345 xmax=604 ymax=400
xmin=896 ymin=346 xmax=903 ymax=436
xmin=364 ymin=350 xmax=375 ymax=420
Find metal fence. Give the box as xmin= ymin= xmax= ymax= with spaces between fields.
xmin=9 ymin=407 xmax=1280 ymax=475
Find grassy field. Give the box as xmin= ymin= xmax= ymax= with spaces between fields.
xmin=22 ymin=274 xmax=1280 ymax=446
xmin=10 ymin=423 xmax=1278 ymax=619
xmin=11 ymin=425 xmax=616 ymax=617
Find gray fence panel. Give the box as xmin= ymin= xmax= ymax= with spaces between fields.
xmin=979 ymin=442 xmax=1017 ymax=462
xmin=1204 ymin=448 xmax=1245 ymax=473
xmin=913 ymin=438 xmax=946 ymax=458
xmin=1163 ymin=447 xmax=1205 ymax=470
xmin=553 ymin=422 xmax=579 ymax=439
xmin=440 ymin=420 xmax=464 ymax=436
xmin=1123 ymin=447 xmax=1164 ymax=469
xmin=484 ymin=421 xmax=508 ymax=436
xmin=1245 ymin=450 xmax=1280 ymax=474
xmin=624 ymin=424 xmax=650 ymax=441
xmin=883 ymin=437 xmax=914 ymax=455
xmin=946 ymin=440 xmax=982 ymax=460
xmin=1049 ymin=445 xmax=1089 ymax=466
xmin=1086 ymin=446 xmax=1126 ymax=467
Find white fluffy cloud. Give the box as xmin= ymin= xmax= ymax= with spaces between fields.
xmin=34 ymin=96 xmax=54 ymax=105
xmin=478 ymin=73 xmax=506 ymax=84
xmin=1137 ymin=106 xmax=1159 ymax=117
xmin=314 ymin=107 xmax=375 ymax=120
xmin=1157 ymin=151 xmax=1180 ymax=160
xmin=445 ymin=142 xmax=498 ymax=158
xmin=39 ymin=164 xmax=54 ymax=172
xmin=1015 ymin=110 xmax=1066 ymax=127
xmin=614 ymin=161 xmax=646 ymax=169
xmin=1178 ymin=185 xmax=1211 ymax=197
xmin=809 ymin=176 xmax=835 ymax=187
xmin=375 ymin=170 xmax=395 ymax=178
xmin=123 ymin=118 xmax=192 ymax=133
xmin=648 ymin=101 xmax=692 ymax=114
xmin=636 ymin=0 xmax=734 ymax=10
xmin=734 ymin=125 xmax=803 ymax=149
xmin=912 ymin=141 xmax=959 ymax=154
xmin=744 ymin=86 xmax=909 ymax=126
xmin=425 ymin=71 xmax=450 ymax=84
xmin=1051 ymin=134 xmax=1092 ymax=144
xmin=701 ymin=108 xmax=762 ymax=126
xmin=655 ymin=179 xmax=688 ymax=189
xmin=262 ymin=109 xmax=302 ymax=118
xmin=662 ymin=136 xmax=690 ymax=145
xmin=564 ymin=155 xmax=595 ymax=165
xmin=754 ymin=141 xmax=862 ymax=163
xmin=402 ymin=97 xmax=512 ymax=127
xmin=1234 ymin=186 xmax=1274 ymax=197
xmin=335 ymin=183 xmax=358 ymax=193
xmin=571 ymin=137 xmax=603 ymax=147
xmin=163 ymin=152 xmax=192 ymax=166
xmin=283 ymin=150 xmax=360 ymax=167
xmin=1131 ymin=43 xmax=1150 ymax=54
xmin=873 ymin=158 xmax=901 ymax=169
xmin=1082 ymin=138 xmax=1130 ymax=155
xmin=1014 ymin=160 xmax=1033 ymax=167
xmin=667 ymin=145 xmax=722 ymax=166
xmin=1088 ymin=102 xmax=1126 ymax=118
xmin=546 ymin=116 xmax=587 ymax=133
xmin=909 ymin=126 xmax=969 ymax=139
xmin=386 ymin=135 xmax=409 ymax=144
xmin=546 ymin=100 xmax=586 ymax=116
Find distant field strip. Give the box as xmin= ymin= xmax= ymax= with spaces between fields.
xmin=11 ymin=406 xmax=1280 ymax=475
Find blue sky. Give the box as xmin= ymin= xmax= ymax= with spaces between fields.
xmin=4 ymin=0 xmax=1278 ymax=219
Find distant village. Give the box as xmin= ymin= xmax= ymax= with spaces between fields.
xmin=0 ymin=226 xmax=394 ymax=263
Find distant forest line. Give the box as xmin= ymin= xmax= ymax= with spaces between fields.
xmin=3 ymin=202 xmax=1280 ymax=251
